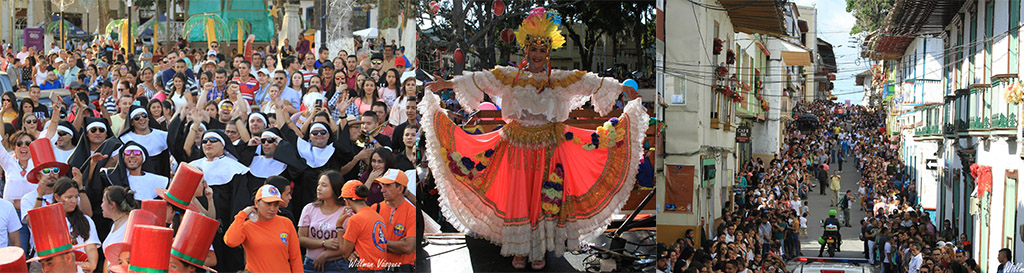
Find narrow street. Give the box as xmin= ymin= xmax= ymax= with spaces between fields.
xmin=799 ymin=157 xmax=867 ymax=259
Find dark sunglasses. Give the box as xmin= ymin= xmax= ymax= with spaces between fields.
xmin=335 ymin=76 xmax=346 ymax=80
xmin=201 ymin=137 xmax=221 ymax=144
xmin=261 ymin=138 xmax=277 ymax=144
xmin=124 ymin=150 xmax=143 ymax=156
xmin=132 ymin=113 xmax=149 ymax=121
xmin=310 ymin=129 xmax=328 ymax=136
xmin=15 ymin=140 xmax=31 ymax=147
xmin=56 ymin=131 xmax=70 ymax=137
xmin=90 ymin=127 xmax=107 ymax=133
xmin=24 ymin=119 xmax=37 ymax=124
xmin=2 ymin=99 xmax=10 ymax=102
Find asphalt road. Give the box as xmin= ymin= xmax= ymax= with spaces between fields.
xmin=800 ymin=157 xmax=869 ymax=259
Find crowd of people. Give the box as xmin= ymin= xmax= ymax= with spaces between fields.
xmin=0 ymin=35 xmax=421 ymax=273
xmin=656 ymin=100 xmax=994 ymax=273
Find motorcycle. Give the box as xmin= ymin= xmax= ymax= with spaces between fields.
xmin=820 ymin=219 xmax=840 ymax=257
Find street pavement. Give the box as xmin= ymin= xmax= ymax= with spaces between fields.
xmin=799 ymin=157 xmax=868 ymax=259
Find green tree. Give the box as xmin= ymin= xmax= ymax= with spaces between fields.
xmin=846 ymin=0 xmax=896 ymax=34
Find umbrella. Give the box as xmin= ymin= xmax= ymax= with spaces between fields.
xmin=184 ymin=13 xmax=230 ymax=48
xmin=353 ymin=27 xmax=379 ymax=38
xmin=104 ymin=19 xmax=138 ymax=35
xmin=46 ymin=19 xmax=75 ymax=35
xmin=229 ymin=19 xmax=252 ymax=54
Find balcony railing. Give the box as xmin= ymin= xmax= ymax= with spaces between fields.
xmin=915 ymin=125 xmax=941 ymax=136
xmin=944 ymin=122 xmax=955 ymax=136
xmin=990 ymin=113 xmax=1019 ymax=129
xmin=969 ymin=116 xmax=988 ymax=130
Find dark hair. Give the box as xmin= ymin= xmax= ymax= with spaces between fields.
xmin=373 ymin=147 xmax=397 ymax=170
xmin=1000 ymin=248 xmax=1012 ymax=262
xmin=361 ymin=110 xmax=378 ymax=123
xmin=371 ymin=101 xmax=388 ymax=118
xmin=52 ymin=178 xmax=92 ymax=241
xmin=353 ymin=184 xmax=370 ymax=199
xmin=265 ymin=176 xmax=291 ymax=195
xmin=383 ymin=68 xmax=399 ymax=88
xmin=16 ymin=98 xmax=37 ymax=131
xmin=170 ymin=72 xmax=189 ymax=96
xmin=104 ymin=185 xmax=139 ymax=213
xmin=316 ymin=170 xmax=346 ymax=206
xmin=215 ymin=68 xmax=228 ymax=76
xmin=239 ymin=59 xmax=251 ymax=69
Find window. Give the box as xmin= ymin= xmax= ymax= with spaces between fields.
xmin=1011 ymin=0 xmax=1020 ymax=73
xmin=970 ymin=7 xmax=978 ymax=84
xmin=985 ymin=1 xmax=994 ymax=80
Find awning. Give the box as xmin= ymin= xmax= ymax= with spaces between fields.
xmin=780 ymin=41 xmax=811 ymax=66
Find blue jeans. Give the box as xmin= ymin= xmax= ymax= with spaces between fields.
xmin=303 ymin=257 xmax=351 ymax=273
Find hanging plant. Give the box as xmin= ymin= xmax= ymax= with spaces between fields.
xmin=756 ymin=94 xmax=763 ymax=101
xmin=715 ymin=66 xmax=729 ymax=77
xmin=714 ymin=85 xmax=727 ymax=93
xmin=761 ymin=100 xmax=770 ymax=112
xmin=722 ymin=86 xmax=734 ymax=98
xmin=713 ymin=38 xmax=724 ymax=55
xmin=726 ymin=50 xmax=736 ymax=64
xmin=732 ymin=91 xmax=744 ymax=103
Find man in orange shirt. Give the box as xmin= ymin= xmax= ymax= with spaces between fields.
xmin=333 ymin=180 xmax=389 ymax=271
xmin=374 ymin=169 xmax=417 ymax=271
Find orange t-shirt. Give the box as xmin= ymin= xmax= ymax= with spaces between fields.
xmin=376 ymin=200 xmax=417 ymax=266
xmin=344 ymin=206 xmax=389 ymax=270
xmin=224 ymin=211 xmax=303 ymax=273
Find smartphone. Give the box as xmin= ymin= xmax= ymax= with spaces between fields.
xmin=76 ymin=92 xmax=89 ymax=104
xmin=315 ymin=99 xmax=323 ymax=106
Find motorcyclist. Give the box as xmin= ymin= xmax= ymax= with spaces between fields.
xmin=819 ymin=209 xmax=842 ymax=256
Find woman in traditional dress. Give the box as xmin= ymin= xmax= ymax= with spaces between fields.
xmin=424 ymin=7 xmax=647 ymax=269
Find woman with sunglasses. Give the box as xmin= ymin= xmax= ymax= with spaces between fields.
xmin=237 ymin=127 xmax=297 ymax=190
xmin=189 ymin=129 xmax=253 ymax=272
xmin=40 ymin=105 xmax=77 ymax=163
xmin=0 ymin=131 xmax=37 ymax=212
xmin=1 ymin=92 xmax=19 ymax=125
xmin=118 ymin=105 xmax=171 ymax=177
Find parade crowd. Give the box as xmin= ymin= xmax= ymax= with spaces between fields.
xmin=658 ymin=100 xmax=1010 ymax=273
xmin=0 ymin=36 xmax=422 ymax=273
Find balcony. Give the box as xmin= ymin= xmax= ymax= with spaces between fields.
xmin=990 ymin=112 xmax=1019 ymax=136
xmin=955 ymin=119 xmax=970 ymax=136
xmin=944 ymin=122 xmax=956 ymax=138
xmin=915 ymin=124 xmax=942 ymax=140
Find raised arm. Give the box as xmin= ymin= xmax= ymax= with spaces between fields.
xmin=426 ymin=69 xmax=505 ymax=111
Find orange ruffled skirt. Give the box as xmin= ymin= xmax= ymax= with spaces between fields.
xmin=420 ymin=93 xmax=649 ymax=261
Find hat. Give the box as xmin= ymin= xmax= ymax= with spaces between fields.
xmin=108 ymin=225 xmax=174 ymax=273
xmin=206 ymin=50 xmax=217 ymax=56
xmin=99 ymin=79 xmax=113 ymax=88
xmin=103 ymin=210 xmax=161 ymax=263
xmin=140 ymin=200 xmax=168 ymax=225
xmin=25 ymin=204 xmax=89 ymax=263
xmin=171 ymin=210 xmax=219 ymax=272
xmin=394 ymin=57 xmax=406 ymax=67
xmin=26 ymin=138 xmax=70 ymax=184
xmin=69 ymin=82 xmax=87 ymax=90
xmin=156 ymin=162 xmax=204 ymax=210
xmin=256 ymin=68 xmax=270 ymax=76
xmin=371 ymin=53 xmax=384 ymax=60
xmin=375 ymin=168 xmax=409 ymax=187
xmin=340 ymin=180 xmax=365 ymax=200
xmin=97 ymin=62 xmax=109 ymax=69
xmin=346 ymin=115 xmax=367 ymax=126
xmin=202 ymin=60 xmax=217 ymax=67
xmin=0 ymin=246 xmax=28 ymax=273
xmin=54 ymin=57 xmax=64 ymax=63
xmin=254 ymin=184 xmax=284 ymax=204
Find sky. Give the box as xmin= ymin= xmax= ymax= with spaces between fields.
xmin=792 ymin=0 xmax=871 ymax=105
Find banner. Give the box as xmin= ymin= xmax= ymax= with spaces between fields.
xmin=665 ymin=165 xmax=694 ymax=213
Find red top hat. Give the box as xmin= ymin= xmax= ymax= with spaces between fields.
xmin=26 ymin=138 xmax=70 ymax=184
xmin=25 ymin=204 xmax=89 ymax=263
xmin=103 ymin=210 xmax=160 ymax=264
xmin=0 ymin=246 xmax=28 ymax=273
xmin=155 ymin=163 xmax=204 ymax=211
xmin=171 ymin=210 xmax=219 ymax=272
xmin=140 ymin=200 xmax=168 ymax=226
xmin=109 ymin=225 xmax=174 ymax=273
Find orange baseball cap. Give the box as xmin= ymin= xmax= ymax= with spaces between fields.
xmin=374 ymin=168 xmax=409 ymax=187
xmin=254 ymin=184 xmax=284 ymax=204
xmin=340 ymin=180 xmax=365 ymax=200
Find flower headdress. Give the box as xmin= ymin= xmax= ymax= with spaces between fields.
xmin=513 ymin=7 xmax=565 ymax=93
xmin=514 ymin=7 xmax=566 ymax=50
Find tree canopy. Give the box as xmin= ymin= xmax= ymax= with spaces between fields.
xmin=846 ymin=0 xmax=896 ymax=34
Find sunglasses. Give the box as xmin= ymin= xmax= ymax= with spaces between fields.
xmin=15 ymin=140 xmax=31 ymax=147
xmin=261 ymin=138 xmax=278 ymax=144
xmin=90 ymin=127 xmax=106 ymax=133
xmin=335 ymin=76 xmax=346 ymax=80
xmin=2 ymin=99 xmax=10 ymax=103
xmin=310 ymin=129 xmax=328 ymax=136
xmin=220 ymin=105 xmax=233 ymax=110
xmin=39 ymin=167 xmax=60 ymax=175
xmin=371 ymin=60 xmax=382 ymax=64
xmin=56 ymin=131 xmax=70 ymax=137
xmin=24 ymin=119 xmax=37 ymax=124
xmin=201 ymin=137 xmax=221 ymax=144
xmin=124 ymin=150 xmax=142 ymax=156
xmin=132 ymin=113 xmax=149 ymax=121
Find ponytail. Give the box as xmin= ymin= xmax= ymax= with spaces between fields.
xmin=104 ymin=186 xmax=139 ymax=214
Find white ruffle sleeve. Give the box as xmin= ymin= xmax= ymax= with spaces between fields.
xmin=451 ymin=70 xmax=506 ymax=112
xmin=567 ymin=72 xmax=623 ymax=116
